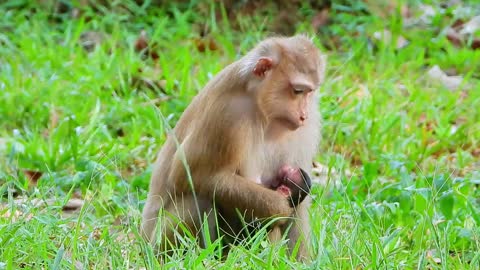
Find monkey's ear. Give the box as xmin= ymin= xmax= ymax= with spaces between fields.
xmin=253 ymin=57 xmax=273 ymax=77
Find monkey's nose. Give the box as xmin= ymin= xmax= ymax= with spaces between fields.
xmin=299 ymin=115 xmax=307 ymax=122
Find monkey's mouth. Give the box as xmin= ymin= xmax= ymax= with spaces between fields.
xmin=277 ymin=116 xmax=301 ymax=130
xmin=277 ymin=185 xmax=291 ymax=197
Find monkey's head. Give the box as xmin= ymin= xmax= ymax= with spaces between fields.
xmin=274 ymin=164 xmax=312 ymax=207
xmin=243 ymin=35 xmax=326 ymax=132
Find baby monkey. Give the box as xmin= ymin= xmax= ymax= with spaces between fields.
xmin=273 ymin=165 xmax=312 ymax=207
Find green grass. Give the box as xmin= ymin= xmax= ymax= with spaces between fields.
xmin=1 ymin=1 xmax=480 ymax=269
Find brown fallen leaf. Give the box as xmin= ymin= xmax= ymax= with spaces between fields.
xmin=134 ymin=30 xmax=159 ymax=60
xmin=0 ymin=208 xmax=31 ymax=221
xmin=471 ymin=39 xmax=480 ymax=50
xmin=459 ymin=15 xmax=480 ymax=35
xmin=130 ymin=65 xmax=167 ymax=94
xmin=426 ymin=249 xmax=442 ymax=264
xmin=132 ymin=77 xmax=167 ymax=94
xmin=63 ymin=250 xmax=85 ymax=270
xmin=372 ymin=29 xmax=409 ymax=49
xmin=446 ymin=27 xmax=463 ymax=47
xmin=445 ymin=16 xmax=480 ymax=50
xmin=49 ymin=107 xmax=60 ymax=130
xmin=42 ymin=107 xmax=61 ymax=138
xmin=364 ymin=1 xmax=411 ymax=19
xmin=417 ymin=4 xmax=437 ymax=24
xmin=141 ymin=96 xmax=172 ymax=107
xmin=472 ymin=148 xmax=480 ymax=158
xmin=10 ymin=197 xmax=84 ymax=213
xmin=92 ymin=227 xmax=102 ymax=240
xmin=451 ymin=18 xmax=465 ymax=29
xmin=79 ymin=31 xmax=107 ymax=52
xmin=193 ymin=37 xmax=219 ymax=52
xmin=134 ymin=30 xmax=148 ymax=52
xmin=23 ymin=170 xmax=42 ymax=186
xmin=426 ymin=65 xmax=463 ymax=91
xmin=62 ymin=198 xmax=84 ymax=212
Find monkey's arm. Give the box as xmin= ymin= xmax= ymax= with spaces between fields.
xmin=209 ymin=171 xmax=293 ymax=219
xmin=169 ymin=121 xmax=293 ymax=220
xmin=169 ymin=156 xmax=293 ymax=220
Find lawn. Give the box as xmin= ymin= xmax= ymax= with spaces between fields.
xmin=1 ymin=1 xmax=479 ymax=269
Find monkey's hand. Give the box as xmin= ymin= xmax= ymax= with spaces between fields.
xmin=277 ymin=166 xmax=312 ymax=207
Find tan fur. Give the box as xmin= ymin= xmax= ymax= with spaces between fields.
xmin=141 ymin=35 xmax=326 ymax=261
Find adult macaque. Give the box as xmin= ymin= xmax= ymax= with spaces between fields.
xmin=141 ymin=34 xmax=326 ymax=261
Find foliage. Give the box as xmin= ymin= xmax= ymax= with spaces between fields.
xmin=0 ymin=0 xmax=479 ymax=269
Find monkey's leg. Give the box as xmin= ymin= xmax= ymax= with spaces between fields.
xmin=141 ymin=194 xmax=163 ymax=244
xmin=154 ymin=195 xmax=217 ymax=254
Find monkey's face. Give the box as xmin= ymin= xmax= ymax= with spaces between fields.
xmin=252 ymin=37 xmax=325 ymax=132
xmin=261 ymin=62 xmax=321 ymax=131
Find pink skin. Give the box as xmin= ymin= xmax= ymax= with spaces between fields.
xmin=274 ymin=164 xmax=303 ymax=197
xmin=277 ymin=185 xmax=292 ymax=197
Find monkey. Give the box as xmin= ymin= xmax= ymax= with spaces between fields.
xmin=141 ymin=34 xmax=326 ymax=262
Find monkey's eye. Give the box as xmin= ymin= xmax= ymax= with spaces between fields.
xmin=291 ymin=83 xmax=313 ymax=95
xmin=293 ymin=88 xmax=304 ymax=95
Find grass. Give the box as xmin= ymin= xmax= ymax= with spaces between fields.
xmin=1 ymin=1 xmax=480 ymax=269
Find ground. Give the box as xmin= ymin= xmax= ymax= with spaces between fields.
xmin=1 ymin=1 xmax=479 ymax=269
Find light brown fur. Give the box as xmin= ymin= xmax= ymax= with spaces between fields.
xmin=141 ymin=35 xmax=326 ymax=261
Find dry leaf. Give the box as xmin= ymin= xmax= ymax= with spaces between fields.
xmin=1 ymin=208 xmax=24 ymax=220
xmin=23 ymin=170 xmax=42 ymax=186
xmin=131 ymin=65 xmax=166 ymax=94
xmin=49 ymin=108 xmax=60 ymax=130
xmin=79 ymin=31 xmax=107 ymax=52
xmin=446 ymin=27 xmax=463 ymax=47
xmin=194 ymin=37 xmax=219 ymax=52
xmin=459 ymin=15 xmax=480 ymax=35
xmin=426 ymin=249 xmax=442 ymax=264
xmin=365 ymin=1 xmax=410 ymax=19
xmin=92 ymin=228 xmax=102 ymax=240
xmin=134 ymin=30 xmax=159 ymax=60
xmin=451 ymin=18 xmax=465 ymax=29
xmin=9 ymin=196 xmax=84 ymax=213
xmin=62 ymin=198 xmax=84 ymax=212
xmin=445 ymin=16 xmax=480 ymax=50
xmin=355 ymin=84 xmax=371 ymax=99
xmin=426 ymin=65 xmax=463 ymax=91
xmin=471 ymin=39 xmax=480 ymax=50
xmin=445 ymin=27 xmax=480 ymax=49
xmin=141 ymin=96 xmax=172 ymax=107
xmin=418 ymin=4 xmax=436 ymax=24
xmin=472 ymin=148 xmax=480 ymax=158
xmin=63 ymin=250 xmax=85 ymax=270
xmin=134 ymin=30 xmax=148 ymax=52
xmin=372 ymin=29 xmax=409 ymax=49
xmin=42 ymin=107 xmax=61 ymax=138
